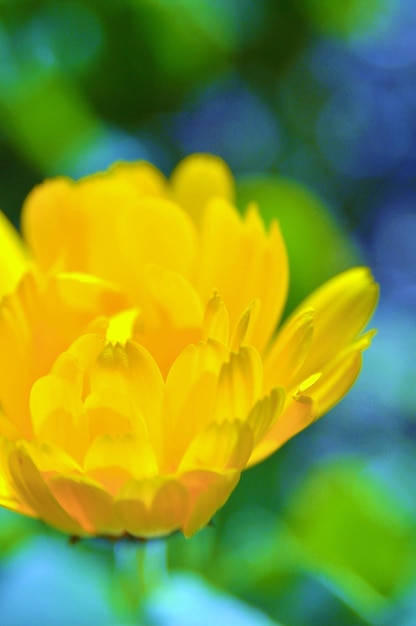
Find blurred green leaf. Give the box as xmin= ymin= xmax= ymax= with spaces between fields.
xmin=284 ymin=458 xmax=416 ymax=620
xmin=0 ymin=509 xmax=40 ymax=556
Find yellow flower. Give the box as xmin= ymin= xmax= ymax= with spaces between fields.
xmin=0 ymin=155 xmax=378 ymax=539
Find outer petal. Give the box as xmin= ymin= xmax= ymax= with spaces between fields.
xmin=48 ymin=475 xmax=121 ymax=536
xmin=291 ymin=267 xmax=378 ymax=378
xmin=0 ymin=210 xmax=28 ymax=298
xmin=301 ymin=331 xmax=375 ymax=416
xmin=110 ymin=161 xmax=168 ymax=197
xmin=248 ymin=396 xmax=314 ymax=467
xmin=179 ymin=469 xmax=240 ymax=537
xmin=263 ymin=309 xmax=314 ymax=393
xmin=170 ymin=154 xmax=235 ymax=227
xmin=115 ymin=479 xmax=188 ymax=538
xmin=7 ymin=443 xmax=82 ymax=534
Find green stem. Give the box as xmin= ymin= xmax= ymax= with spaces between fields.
xmin=112 ymin=539 xmax=167 ymax=620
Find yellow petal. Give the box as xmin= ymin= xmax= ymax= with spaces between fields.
xmin=120 ymin=197 xmax=198 ymax=291
xmin=247 ymin=395 xmax=314 ymax=467
xmin=89 ymin=341 xmax=164 ymax=456
xmin=0 ymin=437 xmax=23 ymax=513
xmin=30 ymin=374 xmax=88 ymax=463
xmin=110 ymin=161 xmax=168 ymax=197
xmin=170 ymin=154 xmax=235 ymax=227
xmin=115 ymin=478 xmax=188 ymax=538
xmin=215 ymin=346 xmax=263 ymax=422
xmin=21 ymin=175 xmax=135 ymax=274
xmin=292 ymin=267 xmax=378 ymax=378
xmin=302 ymin=331 xmax=375 ymax=416
xmin=197 ymin=200 xmax=288 ymax=352
xmin=0 ymin=210 xmax=28 ymax=298
xmin=230 ymin=299 xmax=261 ymax=351
xmin=164 ymin=340 xmax=230 ymax=469
xmin=264 ymin=309 xmax=314 ymax=392
xmin=179 ymin=420 xmax=253 ymax=472
xmin=246 ymin=387 xmax=286 ymax=446
xmin=7 ymin=444 xmax=81 ymax=534
xmin=48 ymin=475 xmax=121 ymax=536
xmin=180 ymin=469 xmax=240 ymax=537
xmin=55 ymin=272 xmax=127 ymax=314
xmin=84 ymin=434 xmax=158 ymax=484
xmin=144 ymin=264 xmax=203 ymax=328
xmin=202 ymin=292 xmax=230 ymax=344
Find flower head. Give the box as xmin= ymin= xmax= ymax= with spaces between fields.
xmin=0 ymin=155 xmax=378 ymax=539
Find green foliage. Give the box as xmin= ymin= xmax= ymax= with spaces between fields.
xmin=284 ymin=458 xmax=416 ymax=621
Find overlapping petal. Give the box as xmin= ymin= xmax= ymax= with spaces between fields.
xmin=0 ymin=154 xmax=378 ymax=539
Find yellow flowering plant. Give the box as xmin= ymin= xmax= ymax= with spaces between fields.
xmin=0 ymin=154 xmax=378 ymax=540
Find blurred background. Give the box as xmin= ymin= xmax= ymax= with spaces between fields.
xmin=0 ymin=1 xmax=416 ymax=625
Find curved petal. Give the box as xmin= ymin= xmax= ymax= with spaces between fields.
xmin=0 ymin=210 xmax=28 ymax=298
xmin=7 ymin=443 xmax=81 ymax=534
xmin=247 ymin=395 xmax=314 ymax=467
xmin=263 ymin=309 xmax=314 ymax=393
xmin=88 ymin=341 xmax=165 ymax=458
xmin=48 ymin=475 xmax=121 ymax=536
xmin=165 ymin=340 xmax=230 ymax=468
xmin=301 ymin=331 xmax=375 ymax=416
xmin=197 ymin=200 xmax=288 ymax=352
xmin=170 ymin=154 xmax=235 ymax=227
xmin=291 ymin=267 xmax=378 ymax=378
xmin=115 ymin=478 xmax=188 ymax=538
xmin=215 ymin=346 xmax=263 ymax=422
xmin=110 ymin=161 xmax=168 ymax=197
xmin=179 ymin=469 xmax=240 ymax=537
xmin=179 ymin=420 xmax=254 ymax=472
xmin=84 ymin=433 xmax=159 ymax=486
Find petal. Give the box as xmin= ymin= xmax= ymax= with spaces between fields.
xmin=247 ymin=395 xmax=314 ymax=467
xmin=21 ymin=175 xmax=135 ymax=274
xmin=302 ymin=330 xmax=375 ymax=416
xmin=30 ymin=374 xmax=88 ymax=463
xmin=179 ymin=469 xmax=240 ymax=537
xmin=246 ymin=387 xmax=286 ymax=446
xmin=202 ymin=292 xmax=230 ymax=344
xmin=84 ymin=434 xmax=158 ymax=485
xmin=110 ymin=161 xmax=168 ymax=197
xmin=292 ymin=267 xmax=378 ymax=378
xmin=179 ymin=420 xmax=254 ymax=472
xmin=0 ymin=437 xmax=23 ymax=513
xmin=120 ymin=197 xmax=198 ymax=290
xmin=197 ymin=200 xmax=288 ymax=352
xmin=115 ymin=479 xmax=188 ymax=538
xmin=48 ymin=475 xmax=121 ymax=536
xmin=170 ymin=154 xmax=235 ymax=226
xmin=55 ymin=272 xmax=127 ymax=314
xmin=164 ymin=340 xmax=229 ymax=469
xmin=144 ymin=264 xmax=203 ymax=328
xmin=215 ymin=346 xmax=263 ymax=422
xmin=136 ymin=265 xmax=203 ymax=376
xmin=7 ymin=443 xmax=81 ymax=534
xmin=263 ymin=309 xmax=314 ymax=392
xmin=230 ymin=299 xmax=261 ymax=351
xmin=0 ymin=210 xmax=28 ymax=298
xmin=88 ymin=341 xmax=165 ymax=457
